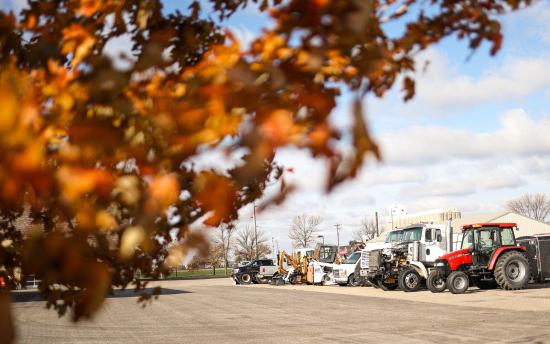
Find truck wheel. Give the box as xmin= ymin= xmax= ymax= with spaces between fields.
xmin=398 ymin=268 xmax=421 ymax=292
xmin=427 ymin=271 xmax=446 ymax=293
xmin=494 ymin=251 xmax=530 ymax=290
xmin=476 ymin=280 xmax=498 ymax=290
xmin=348 ymin=273 xmax=360 ymax=287
xmin=239 ymin=273 xmax=253 ymax=285
xmin=447 ymin=271 xmax=469 ymax=294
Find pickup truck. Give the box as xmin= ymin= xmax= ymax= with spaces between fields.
xmin=332 ymin=251 xmax=362 ymax=286
xmin=232 ymin=259 xmax=279 ymax=284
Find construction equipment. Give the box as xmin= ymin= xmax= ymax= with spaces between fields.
xmin=273 ymin=250 xmax=308 ymax=284
xmin=427 ymin=223 xmax=530 ymax=294
xmin=272 ymin=244 xmax=338 ymax=285
xmin=367 ymin=222 xmax=452 ymax=291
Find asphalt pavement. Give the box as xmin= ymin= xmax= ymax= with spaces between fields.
xmin=11 ymin=278 xmax=550 ymax=343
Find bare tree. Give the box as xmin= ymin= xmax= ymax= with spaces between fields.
xmin=507 ymin=193 xmax=550 ymax=223
xmin=289 ymin=214 xmax=322 ymax=248
xmin=234 ymin=225 xmax=271 ymax=262
xmin=214 ymin=224 xmax=236 ymax=275
xmin=353 ymin=218 xmax=378 ymax=242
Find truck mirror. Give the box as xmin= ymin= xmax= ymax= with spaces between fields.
xmin=436 ymin=234 xmax=442 ymax=242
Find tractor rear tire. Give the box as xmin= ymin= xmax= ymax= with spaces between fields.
xmin=427 ymin=271 xmax=446 ymax=293
xmin=398 ymin=268 xmax=421 ymax=292
xmin=239 ymin=273 xmax=253 ymax=285
xmin=447 ymin=271 xmax=469 ymax=294
xmin=494 ymin=251 xmax=530 ymax=290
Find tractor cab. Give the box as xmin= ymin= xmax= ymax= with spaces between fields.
xmin=461 ymin=223 xmax=519 ymax=267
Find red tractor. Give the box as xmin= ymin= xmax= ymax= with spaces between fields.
xmin=427 ymin=223 xmax=530 ymax=294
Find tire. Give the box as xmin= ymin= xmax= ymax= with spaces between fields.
xmin=377 ymin=278 xmax=398 ymax=291
xmin=348 ymin=273 xmax=360 ymax=287
xmin=289 ymin=273 xmax=300 ymax=285
xmin=494 ymin=251 xmax=530 ymax=290
xmin=446 ymin=271 xmax=469 ymax=294
xmin=398 ymin=268 xmax=421 ymax=292
xmin=239 ymin=273 xmax=253 ymax=285
xmin=427 ymin=270 xmax=446 ymax=293
xmin=476 ymin=280 xmax=498 ymax=290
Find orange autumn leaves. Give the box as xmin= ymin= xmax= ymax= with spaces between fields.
xmin=61 ymin=24 xmax=96 ymax=67
xmin=0 ymin=0 xmax=532 ymax=328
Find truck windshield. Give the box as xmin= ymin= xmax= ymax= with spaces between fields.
xmin=343 ymin=252 xmax=361 ymax=264
xmin=403 ymin=227 xmax=422 ymax=242
xmin=385 ymin=231 xmax=403 ymax=243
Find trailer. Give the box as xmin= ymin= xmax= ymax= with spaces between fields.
xmin=516 ymin=234 xmax=550 ymax=283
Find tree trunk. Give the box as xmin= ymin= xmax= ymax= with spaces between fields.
xmin=224 ymin=250 xmax=228 ymax=276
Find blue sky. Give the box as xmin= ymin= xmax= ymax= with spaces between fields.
xmin=4 ymin=0 xmax=549 ymax=251
xmin=172 ymin=0 xmax=550 ymax=250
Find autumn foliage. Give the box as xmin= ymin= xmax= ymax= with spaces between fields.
xmin=0 ymin=0 xmax=532 ymax=331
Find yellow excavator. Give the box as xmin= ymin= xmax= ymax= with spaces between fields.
xmin=273 ymin=244 xmax=338 ymax=285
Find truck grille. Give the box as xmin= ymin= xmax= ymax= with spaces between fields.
xmin=360 ymin=251 xmax=370 ymax=269
xmin=334 ymin=270 xmax=344 ymax=278
xmin=368 ymin=250 xmax=381 ymax=272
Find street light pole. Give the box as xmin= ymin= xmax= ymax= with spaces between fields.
xmin=335 ymin=224 xmax=341 ymax=249
xmin=253 ymin=202 xmax=258 ymax=259
xmin=375 ymin=211 xmax=379 ymax=237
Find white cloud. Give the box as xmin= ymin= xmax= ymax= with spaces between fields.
xmin=415 ymin=49 xmax=550 ymax=108
xmin=379 ymin=108 xmax=550 ymax=164
xmin=361 ymin=166 xmax=427 ymax=186
xmin=103 ymin=34 xmax=136 ymax=71
xmin=228 ymin=24 xmax=258 ymax=49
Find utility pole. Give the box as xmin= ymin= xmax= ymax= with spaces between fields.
xmin=335 ymin=224 xmax=341 ymax=249
xmin=272 ymin=237 xmax=275 ymax=261
xmin=375 ymin=211 xmax=379 ymax=237
xmin=253 ymin=202 xmax=258 ymax=259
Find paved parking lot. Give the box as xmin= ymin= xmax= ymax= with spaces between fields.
xmin=12 ymin=278 xmax=550 ymax=343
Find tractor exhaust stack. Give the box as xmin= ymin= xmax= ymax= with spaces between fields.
xmin=446 ymin=219 xmax=453 ymax=251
